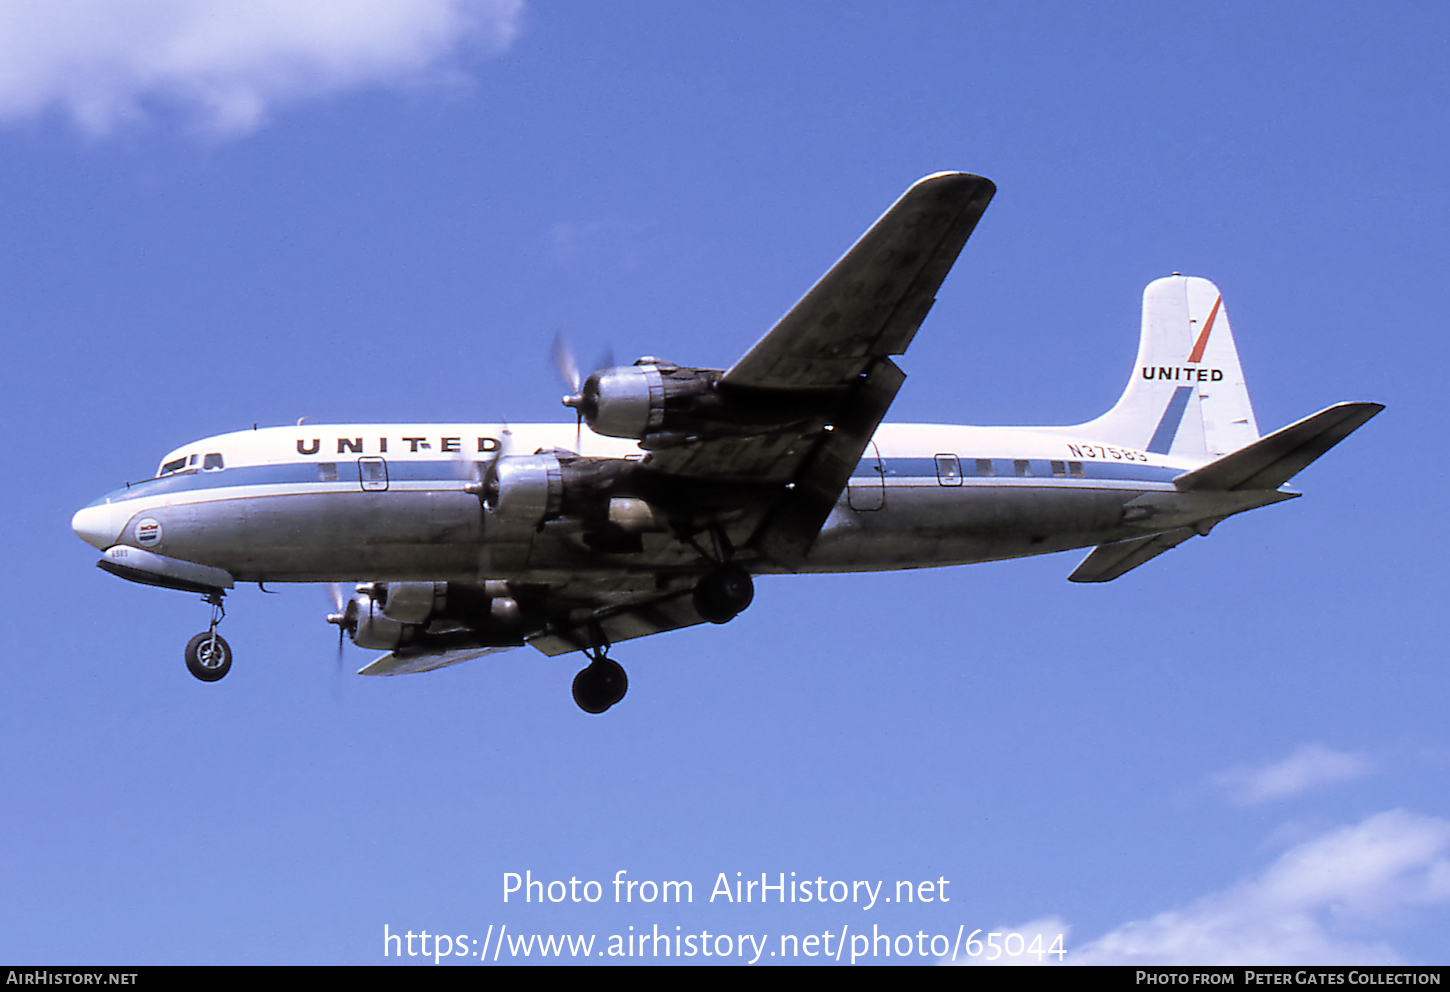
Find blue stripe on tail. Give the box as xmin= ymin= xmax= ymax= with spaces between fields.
xmin=1146 ymin=385 xmax=1193 ymax=454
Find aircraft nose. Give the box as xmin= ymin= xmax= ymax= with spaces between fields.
xmin=72 ymin=502 xmax=123 ymax=550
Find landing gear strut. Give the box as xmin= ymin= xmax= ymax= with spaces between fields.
xmin=185 ymin=592 xmax=232 ymax=682
xmin=572 ymin=623 xmax=627 ymax=714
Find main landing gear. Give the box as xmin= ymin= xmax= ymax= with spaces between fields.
xmin=687 ymin=524 xmax=755 ymax=624
xmin=568 ymin=528 xmax=755 ymax=714
xmin=692 ymin=563 xmax=754 ymax=624
xmin=572 ymin=651 xmax=628 ymax=714
xmin=185 ymin=591 xmax=232 ymax=682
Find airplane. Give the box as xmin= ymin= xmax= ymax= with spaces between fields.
xmin=70 ymin=172 xmax=1382 ymax=713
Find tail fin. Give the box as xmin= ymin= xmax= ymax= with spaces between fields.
xmin=1070 ymin=276 xmax=1259 ymax=460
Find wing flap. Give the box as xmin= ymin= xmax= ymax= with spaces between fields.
xmin=1068 ymin=528 xmax=1198 ymax=583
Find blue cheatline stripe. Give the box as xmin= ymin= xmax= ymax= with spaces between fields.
xmin=851 ymin=457 xmax=1180 ymax=485
xmin=94 ymin=459 xmax=484 ymax=505
xmin=1146 ymin=386 xmax=1194 ymax=455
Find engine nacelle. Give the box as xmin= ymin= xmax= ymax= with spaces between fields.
xmin=351 ymin=590 xmax=414 ymax=650
xmin=331 ymin=581 xmax=533 ymax=653
xmin=379 ymin=581 xmax=447 ymax=623
xmin=483 ymin=453 xmax=639 ymax=528
xmin=569 ymin=359 xmax=721 ymax=442
xmin=484 ymin=454 xmax=563 ymax=525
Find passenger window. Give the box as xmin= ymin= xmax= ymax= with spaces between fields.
xmin=318 ymin=462 xmax=338 ymax=482
xmin=1069 ymin=461 xmax=1085 ymax=478
xmin=974 ymin=458 xmax=994 ymax=477
xmin=358 ymin=456 xmax=389 ymax=492
xmin=202 ymin=453 xmax=224 ymax=471
xmin=934 ymin=454 xmax=962 ymax=486
xmin=1014 ymin=459 xmax=1032 ymax=477
xmin=1051 ymin=460 xmax=1067 ymax=478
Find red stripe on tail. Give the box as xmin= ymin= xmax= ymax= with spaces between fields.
xmin=1187 ymin=295 xmax=1221 ymax=364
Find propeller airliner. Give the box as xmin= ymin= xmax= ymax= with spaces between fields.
xmin=71 ymin=173 xmax=1382 ymax=712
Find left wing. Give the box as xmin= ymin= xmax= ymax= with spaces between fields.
xmin=641 ymin=172 xmax=995 ymax=564
xmin=359 ymin=645 xmax=516 ymax=676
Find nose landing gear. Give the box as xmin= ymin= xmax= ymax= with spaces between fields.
xmin=185 ymin=592 xmax=232 ymax=682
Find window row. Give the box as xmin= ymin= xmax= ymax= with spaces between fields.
xmin=932 ymin=455 xmax=1085 ymax=485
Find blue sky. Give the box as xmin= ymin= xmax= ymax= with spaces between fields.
xmin=2 ymin=0 xmax=1446 ymax=966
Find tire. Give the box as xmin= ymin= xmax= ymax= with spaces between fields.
xmin=692 ymin=564 xmax=754 ymax=624
xmin=185 ymin=632 xmax=233 ymax=682
xmin=572 ymin=658 xmax=627 ymax=713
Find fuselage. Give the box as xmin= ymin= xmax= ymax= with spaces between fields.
xmin=72 ymin=421 xmax=1218 ymax=584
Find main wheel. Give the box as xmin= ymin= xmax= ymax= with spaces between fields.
xmin=692 ymin=564 xmax=754 ymax=624
xmin=185 ymin=632 xmax=233 ymax=682
xmin=572 ymin=658 xmax=628 ymax=713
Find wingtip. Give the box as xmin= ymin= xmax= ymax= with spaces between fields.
xmin=914 ymin=170 xmax=995 ymax=189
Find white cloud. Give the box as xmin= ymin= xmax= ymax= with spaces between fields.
xmin=0 ymin=0 xmax=523 ymax=137
xmin=1070 ymin=810 xmax=1450 ymax=965
xmin=1213 ymin=744 xmax=1374 ymax=805
xmin=549 ymin=218 xmax=655 ymax=272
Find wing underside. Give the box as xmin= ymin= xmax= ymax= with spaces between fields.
xmin=642 ymin=172 xmax=995 ymax=566
xmin=358 ymin=645 xmax=516 ymax=676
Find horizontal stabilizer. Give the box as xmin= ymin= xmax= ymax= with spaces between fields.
xmin=358 ymin=645 xmax=515 ymax=676
xmin=1175 ymin=402 xmax=1383 ymax=492
xmin=1069 ymin=527 xmax=1198 ymax=583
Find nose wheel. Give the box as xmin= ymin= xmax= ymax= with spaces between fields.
xmin=185 ymin=631 xmax=232 ymax=681
xmin=185 ymin=592 xmax=232 ymax=682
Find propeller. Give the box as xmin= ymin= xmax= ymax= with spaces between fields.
xmin=552 ymin=331 xmax=582 ymax=396
xmin=325 ymin=583 xmax=359 ymax=676
xmin=553 ymin=332 xmax=586 ymax=450
xmin=553 ymin=333 xmax=613 ymax=452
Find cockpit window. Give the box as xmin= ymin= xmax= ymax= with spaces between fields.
xmin=202 ymin=453 xmax=225 ymax=471
xmin=161 ymin=456 xmax=187 ymax=475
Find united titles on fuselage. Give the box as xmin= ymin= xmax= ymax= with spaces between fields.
xmin=294 ymin=437 xmax=504 ymax=456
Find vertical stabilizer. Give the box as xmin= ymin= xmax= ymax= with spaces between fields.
xmin=1070 ymin=276 xmax=1259 ymax=460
